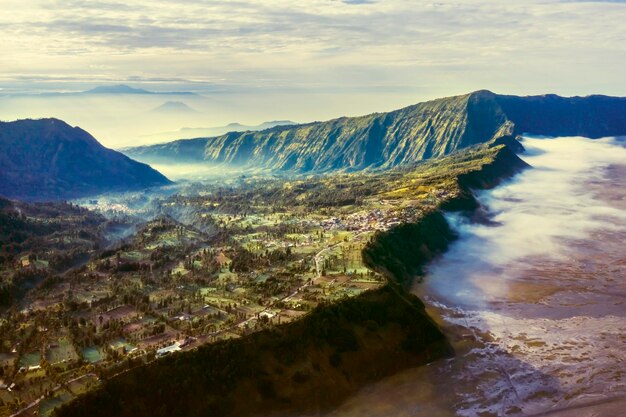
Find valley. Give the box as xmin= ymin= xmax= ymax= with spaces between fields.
xmin=3 ymin=1 xmax=625 ymax=415
xmin=0 ymin=139 xmax=517 ymax=417
xmin=0 ymin=92 xmax=625 ymax=417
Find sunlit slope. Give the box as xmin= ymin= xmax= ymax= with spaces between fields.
xmin=123 ymin=90 xmax=626 ymax=172
xmin=124 ymin=91 xmax=512 ymax=170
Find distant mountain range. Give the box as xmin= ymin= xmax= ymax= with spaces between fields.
xmin=84 ymin=85 xmax=196 ymax=96
xmin=2 ymin=90 xmax=625 ymax=201
xmin=122 ymin=90 xmax=626 ymax=172
xmin=0 ymin=118 xmax=171 ymax=201
xmin=138 ymin=120 xmax=296 ymax=144
xmin=85 ymin=85 xmax=155 ymax=95
xmin=2 ymin=84 xmax=196 ymax=97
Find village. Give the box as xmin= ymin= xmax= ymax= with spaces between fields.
xmin=0 ymin=149 xmax=471 ymax=417
xmin=0 ymin=195 xmax=404 ymax=416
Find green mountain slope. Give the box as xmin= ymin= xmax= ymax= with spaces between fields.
xmin=124 ymin=91 xmax=513 ymax=170
xmin=0 ymin=118 xmax=172 ymax=201
xmin=123 ymin=90 xmax=626 ymax=172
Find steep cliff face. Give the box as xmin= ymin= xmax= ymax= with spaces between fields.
xmin=123 ymin=90 xmax=626 ymax=173
xmin=0 ymin=118 xmax=171 ymax=201
xmin=124 ymin=91 xmax=511 ymax=171
xmin=362 ymin=211 xmax=457 ymax=286
xmin=494 ymin=93 xmax=626 ymax=138
xmin=363 ymin=143 xmax=529 ymax=284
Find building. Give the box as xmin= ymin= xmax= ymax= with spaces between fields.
xmin=156 ymin=343 xmax=181 ymax=357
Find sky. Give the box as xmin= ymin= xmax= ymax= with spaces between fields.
xmin=1 ymin=0 xmax=625 ymax=146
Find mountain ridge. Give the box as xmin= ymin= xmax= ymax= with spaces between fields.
xmin=1 ymin=85 xmax=198 ymax=97
xmin=123 ymin=90 xmax=626 ymax=172
xmin=0 ymin=118 xmax=172 ymax=201
xmin=85 ymin=85 xmax=154 ymax=95
xmin=83 ymin=84 xmax=196 ymax=96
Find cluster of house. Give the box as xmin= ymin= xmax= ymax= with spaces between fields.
xmin=320 ymin=209 xmax=401 ymax=233
xmin=156 ymin=336 xmax=196 ymax=357
xmin=0 ymin=379 xmax=17 ymax=391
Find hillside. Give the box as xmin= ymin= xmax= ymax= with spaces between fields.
xmin=55 ymin=284 xmax=451 ymax=417
xmin=123 ymin=90 xmax=626 ymax=172
xmin=0 ymin=118 xmax=172 ymax=201
xmin=51 ymin=141 xmax=525 ymax=417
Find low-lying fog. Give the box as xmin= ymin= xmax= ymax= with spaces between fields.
xmin=149 ymin=163 xmax=264 ymax=181
xmin=428 ymin=136 xmax=626 ymax=308
xmin=0 ymin=90 xmax=412 ymax=149
xmin=326 ymin=136 xmax=626 ymax=417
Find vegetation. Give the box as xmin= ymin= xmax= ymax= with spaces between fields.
xmin=362 ymin=211 xmax=456 ymax=286
xmin=54 ymin=285 xmax=451 ymax=417
xmin=0 ymin=136 xmax=527 ymax=417
xmin=0 ymin=198 xmax=113 ymax=307
xmin=125 ymin=90 xmax=626 ymax=173
xmin=0 ymin=118 xmax=171 ymax=201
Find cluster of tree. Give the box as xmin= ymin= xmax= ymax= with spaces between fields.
xmin=55 ymin=285 xmax=451 ymax=417
xmin=0 ymin=199 xmax=105 ymax=257
xmin=229 ymin=246 xmax=293 ymax=273
xmin=362 ymin=210 xmax=456 ymax=285
xmin=253 ymin=273 xmax=300 ymax=298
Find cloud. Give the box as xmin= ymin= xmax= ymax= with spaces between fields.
xmin=341 ymin=0 xmax=375 ymax=4
xmin=0 ymin=0 xmax=625 ymax=110
xmin=422 ymin=136 xmax=626 ymax=308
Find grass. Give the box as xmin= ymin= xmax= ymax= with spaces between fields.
xmin=82 ymin=347 xmax=104 ymax=364
xmin=38 ymin=391 xmax=73 ymax=417
xmin=18 ymin=352 xmax=41 ymax=368
xmin=47 ymin=338 xmax=78 ymax=364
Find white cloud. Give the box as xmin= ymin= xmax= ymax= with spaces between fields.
xmin=0 ymin=0 xmax=625 ymax=125
xmin=422 ymin=136 xmax=626 ymax=307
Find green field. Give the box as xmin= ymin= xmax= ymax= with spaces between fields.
xmin=82 ymin=347 xmax=104 ymax=363
xmin=18 ymin=352 xmax=41 ymax=369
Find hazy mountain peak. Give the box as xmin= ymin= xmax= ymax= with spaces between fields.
xmin=151 ymin=101 xmax=197 ymax=114
xmin=82 ymin=85 xmax=196 ymax=96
